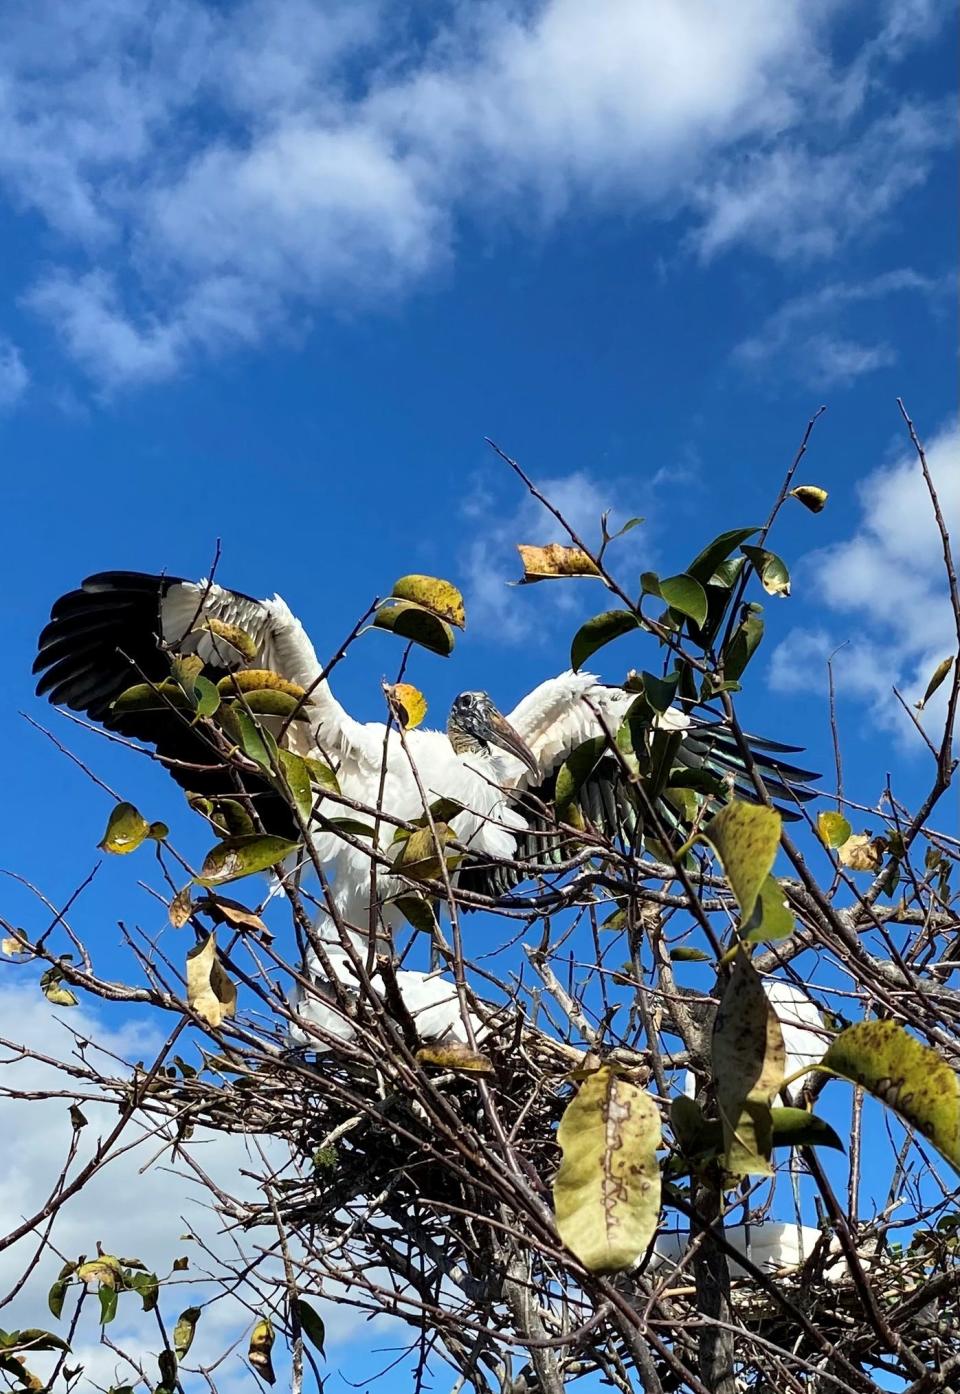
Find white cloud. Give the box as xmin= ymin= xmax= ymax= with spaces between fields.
xmin=0 ymin=985 xmax=376 ymax=1388
xmin=733 ymin=269 xmax=942 ymax=388
xmin=769 ymin=420 xmax=959 ymax=745
xmin=692 ymin=101 xmax=950 ymax=263
xmin=0 ymin=0 xmax=951 ymax=385
xmin=0 ymin=336 xmax=28 ymax=408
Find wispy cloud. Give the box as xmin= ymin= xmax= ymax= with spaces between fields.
xmin=769 ymin=420 xmax=960 ymax=746
xmin=0 ymin=335 xmax=28 ymax=408
xmin=0 ymin=0 xmax=951 ymax=386
xmin=691 ymin=102 xmax=950 ymax=264
xmin=732 ymin=269 xmax=944 ymax=388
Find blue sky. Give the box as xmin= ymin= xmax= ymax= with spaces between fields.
xmin=0 ymin=0 xmax=957 ymax=1388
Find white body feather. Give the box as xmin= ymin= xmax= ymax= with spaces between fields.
xmin=161 ymin=584 xmax=650 ymax=1042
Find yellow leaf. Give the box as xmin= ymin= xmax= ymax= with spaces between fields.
xmin=915 ymin=655 xmax=954 ymax=711
xmin=77 ymin=1256 xmax=123 ymax=1289
xmin=790 ymin=485 xmax=829 ymax=513
xmin=391 ymin=575 xmax=466 ymax=629
xmin=248 ymin=1316 xmax=276 ymax=1386
xmin=216 ymin=669 xmax=306 ymax=698
xmin=173 ymin=1306 xmax=201 ymax=1360
xmin=98 ymin=802 xmax=151 ymax=855
xmin=838 ymin=832 xmax=886 ymax=872
xmin=712 ymin=954 xmax=785 ymax=1177
xmin=199 ymin=616 xmax=258 ymax=662
xmin=516 ymin=543 xmax=601 ymax=583
xmin=186 ymin=933 xmax=237 ymax=1028
xmin=2 ymin=932 xmax=27 ymax=955
xmin=416 ymin=1042 xmax=493 ymax=1073
xmin=40 ymin=965 xmax=78 ymax=1007
xmin=384 ymin=682 xmax=428 ymax=730
xmin=703 ymin=801 xmax=782 ymax=926
xmin=394 ymin=824 xmax=459 ymax=882
xmin=169 ymin=885 xmax=194 ymax=929
xmin=822 ymin=1020 xmax=960 ymax=1172
xmin=553 ymin=1066 xmax=661 ymax=1273
xmin=817 ymin=810 xmax=852 ymax=849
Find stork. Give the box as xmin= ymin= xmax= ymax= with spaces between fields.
xmin=35 ymin=571 xmax=817 ymax=1046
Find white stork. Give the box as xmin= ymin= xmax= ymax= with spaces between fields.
xmin=35 ymin=571 xmax=816 ymax=1048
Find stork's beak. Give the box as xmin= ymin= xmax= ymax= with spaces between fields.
xmin=485 ymin=711 xmax=540 ymax=780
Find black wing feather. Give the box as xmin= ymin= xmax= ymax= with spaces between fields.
xmin=35 ymin=571 xmax=295 ymax=836
xmin=458 ymin=716 xmax=818 ymax=901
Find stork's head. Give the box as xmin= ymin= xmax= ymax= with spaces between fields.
xmin=447 ymin=691 xmax=539 ymax=778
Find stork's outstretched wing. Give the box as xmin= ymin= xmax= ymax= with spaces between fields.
xmin=34 ymin=571 xmax=361 ymax=831
xmin=459 ymin=671 xmax=817 ymax=898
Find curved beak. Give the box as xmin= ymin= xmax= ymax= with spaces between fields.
xmin=485 ymin=711 xmax=540 ymax=780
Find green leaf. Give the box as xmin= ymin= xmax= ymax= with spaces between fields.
xmin=190 ymin=795 xmax=256 ymax=839
xmin=394 ymin=825 xmax=459 ymax=882
xmin=770 ymin=1107 xmax=844 ymax=1152
xmin=390 ymin=575 xmax=465 ymax=629
xmin=394 ymin=897 xmax=439 ymax=935
xmin=554 ymin=736 xmax=608 ymax=816
xmin=98 ymin=1286 xmax=118 ymax=1326
xmin=821 ymin=1021 xmax=960 ymax=1172
xmin=127 ymin=1272 xmax=159 ymax=1313
xmin=741 ymin=545 xmax=791 ymax=598
xmin=98 ymin=802 xmax=151 ymax=855
xmin=158 ymin=1349 xmax=178 ymax=1390
xmin=322 ymin=818 xmax=377 ymax=839
xmin=553 ymin=1066 xmax=662 ymax=1273
xmin=373 ymin=600 xmax=455 ymax=656
xmin=13 ymin=1330 xmax=70 ymax=1353
xmin=657 ymin=574 xmax=709 ymax=627
xmin=147 ymin=822 xmax=169 ymax=842
xmin=295 ymin=1300 xmax=326 ymax=1358
xmin=703 ymin=801 xmax=782 ymax=926
xmin=303 ymin=758 xmax=341 ymax=795
xmin=669 ymin=945 xmax=712 ymax=962
xmin=712 ymin=954 xmax=785 ymax=1177
xmin=193 ymin=675 xmax=221 ymax=717
xmin=217 ymin=705 xmax=278 ymax=770
xmin=277 ymin=749 xmax=314 ymax=823
xmin=670 ymin=1096 xmax=721 ymax=1158
xmin=47 ymin=1279 xmax=69 ymax=1321
xmin=687 ymin=528 xmax=760 ymax=584
xmin=173 ymin=1307 xmax=201 ymax=1360
xmin=570 ymin=610 xmax=639 ymax=672
xmin=112 ymin=680 xmax=194 ymax=714
xmin=420 ymin=797 xmax=466 ymax=826
xmin=817 ymin=810 xmax=853 ymax=849
xmin=639 ymin=670 xmax=680 ymax=715
xmin=722 ymin=607 xmax=764 ymax=681
xmin=741 ymin=874 xmax=794 ymax=945
xmin=197 ymin=835 xmax=300 ymax=886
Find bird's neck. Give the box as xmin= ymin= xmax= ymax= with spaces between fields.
xmin=447 ymin=724 xmax=486 ymax=757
